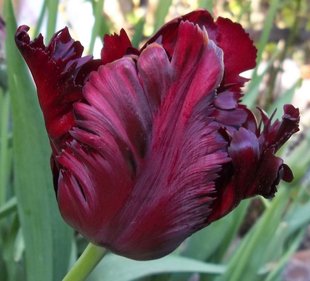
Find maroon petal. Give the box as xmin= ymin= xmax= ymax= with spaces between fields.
xmin=101 ymin=29 xmax=138 ymax=64
xmin=214 ymin=17 xmax=256 ymax=88
xmin=209 ymin=106 xmax=299 ymax=221
xmin=212 ymin=90 xmax=258 ymax=134
xmin=214 ymin=90 xmax=239 ymax=110
xmin=208 ymin=127 xmax=260 ymax=220
xmin=259 ymin=104 xmax=300 ymax=151
xmin=144 ymin=10 xmax=216 ymax=57
xmin=15 ymin=26 xmax=100 ymax=143
xmin=56 ymin=21 xmax=230 ymax=260
xmin=57 ymin=49 xmax=163 ymax=253
xmin=144 ymin=9 xmax=257 ymax=89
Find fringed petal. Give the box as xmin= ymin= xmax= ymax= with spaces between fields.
xmin=101 ymin=29 xmax=138 ymax=64
xmin=15 ymin=26 xmax=100 ymax=142
xmin=144 ymin=10 xmax=257 ymax=90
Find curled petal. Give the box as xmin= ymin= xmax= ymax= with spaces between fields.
xmin=15 ymin=26 xmax=100 ymax=142
xmin=144 ymin=10 xmax=257 ymax=89
xmin=144 ymin=10 xmax=216 ymax=57
xmin=214 ymin=17 xmax=256 ymax=88
xmin=209 ymin=107 xmax=299 ymax=221
xmin=259 ymin=104 xmax=300 ymax=151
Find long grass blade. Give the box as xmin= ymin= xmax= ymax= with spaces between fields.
xmin=46 ymin=0 xmax=59 ymax=41
xmin=153 ymin=0 xmax=173 ymax=32
xmin=4 ymin=1 xmax=72 ymax=281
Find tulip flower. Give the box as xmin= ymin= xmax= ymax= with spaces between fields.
xmin=16 ymin=10 xmax=299 ymax=261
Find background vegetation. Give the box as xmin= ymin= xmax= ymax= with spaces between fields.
xmin=0 ymin=0 xmax=310 ymax=280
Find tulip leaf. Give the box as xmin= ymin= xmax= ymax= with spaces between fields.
xmin=88 ymin=254 xmax=225 ymax=281
xmin=153 ymin=0 xmax=173 ymax=31
xmin=285 ymin=200 xmax=310 ymax=235
xmin=264 ymin=230 xmax=304 ymax=281
xmin=198 ymin=0 xmax=214 ymax=12
xmin=0 ymin=89 xmax=11 ymax=206
xmin=89 ymin=0 xmax=105 ymax=54
xmin=285 ymin=130 xmax=310 ymax=181
xmin=215 ymin=189 xmax=290 ymax=281
xmin=0 ymin=197 xmax=17 ymax=220
xmin=132 ymin=17 xmax=145 ymax=48
xmin=267 ymin=79 xmax=302 ymax=120
xmin=252 ymin=0 xmax=281 ymax=76
xmin=4 ymin=1 xmax=72 ymax=281
xmin=184 ymin=200 xmax=248 ymax=262
xmin=46 ymin=0 xmax=59 ymax=41
xmin=34 ymin=0 xmax=48 ymax=37
xmin=243 ymin=49 xmax=280 ymax=108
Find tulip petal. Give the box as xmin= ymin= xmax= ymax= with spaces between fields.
xmin=101 ymin=29 xmax=138 ymax=64
xmin=259 ymin=104 xmax=300 ymax=151
xmin=56 ymin=22 xmax=231 ymax=259
xmin=209 ymin=106 xmax=299 ymax=221
xmin=15 ymin=26 xmax=100 ymax=142
xmin=214 ymin=17 xmax=256 ymax=88
xmin=144 ymin=10 xmax=256 ymax=90
xmin=114 ymin=22 xmax=230 ymax=259
xmin=144 ymin=10 xmax=216 ymax=57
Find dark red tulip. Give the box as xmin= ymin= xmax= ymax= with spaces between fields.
xmin=15 ymin=10 xmax=299 ymax=260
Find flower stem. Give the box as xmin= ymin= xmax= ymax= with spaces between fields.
xmin=62 ymin=243 xmax=106 ymax=281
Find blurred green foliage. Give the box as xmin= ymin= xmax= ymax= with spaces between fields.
xmin=0 ymin=0 xmax=309 ymax=280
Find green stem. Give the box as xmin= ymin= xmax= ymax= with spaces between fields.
xmin=62 ymin=243 xmax=106 ymax=281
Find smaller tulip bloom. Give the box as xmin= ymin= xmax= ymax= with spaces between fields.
xmin=16 ymin=10 xmax=299 ymax=260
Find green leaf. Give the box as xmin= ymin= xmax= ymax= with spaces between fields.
xmin=167 ymin=202 xmax=248 ymax=281
xmin=285 ymin=201 xmax=310 ymax=235
xmin=198 ymin=0 xmax=214 ymax=12
xmin=4 ymin=1 xmax=72 ymax=281
xmin=89 ymin=0 xmax=105 ymax=54
xmin=132 ymin=17 xmax=145 ymax=48
xmin=285 ymin=130 xmax=310 ymax=181
xmin=88 ymin=254 xmax=225 ymax=281
xmin=267 ymin=79 xmax=302 ymax=120
xmin=0 ymin=197 xmax=17 ymax=220
xmin=245 ymin=0 xmax=282 ymax=107
xmin=184 ymin=201 xmax=248 ymax=262
xmin=2 ymin=215 xmax=25 ymax=281
xmin=34 ymin=0 xmax=48 ymax=37
xmin=0 ymin=89 xmax=11 ymax=206
xmin=153 ymin=0 xmax=173 ymax=32
xmin=243 ymin=50 xmax=280 ymax=108
xmin=264 ymin=230 xmax=304 ymax=281
xmin=253 ymin=0 xmax=281 ymax=71
xmin=46 ymin=0 xmax=59 ymax=41
xmin=215 ymin=190 xmax=290 ymax=281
